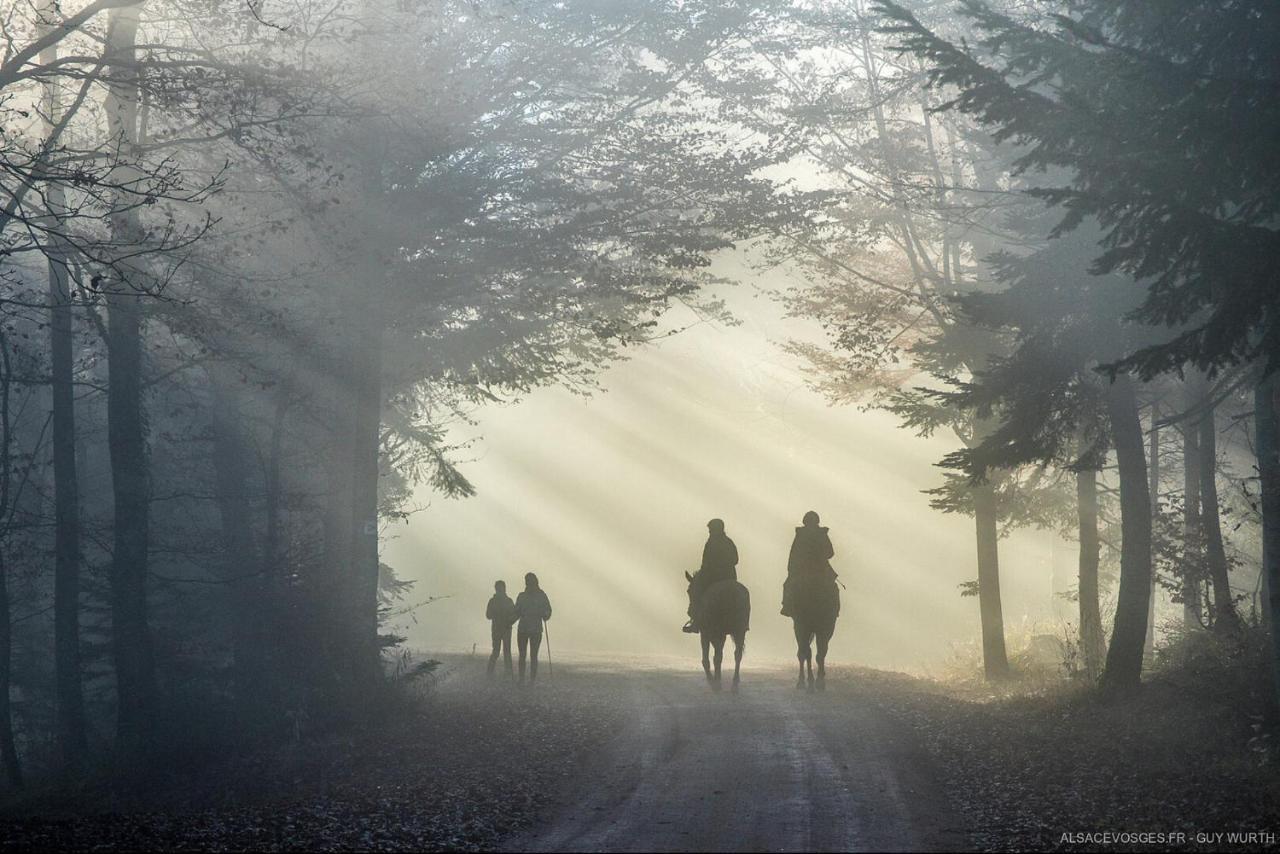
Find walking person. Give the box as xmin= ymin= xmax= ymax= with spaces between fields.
xmin=515 ymin=572 xmax=553 ymax=685
xmin=485 ymin=580 xmax=517 ymax=679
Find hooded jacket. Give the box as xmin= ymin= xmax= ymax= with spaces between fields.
xmin=787 ymin=525 xmax=835 ymax=579
xmin=514 ymin=587 xmax=552 ymax=634
xmin=486 ymin=592 xmax=517 ymax=630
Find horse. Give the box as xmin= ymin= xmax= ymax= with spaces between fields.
xmin=684 ymin=572 xmax=751 ymax=692
xmin=789 ymin=574 xmax=839 ymax=692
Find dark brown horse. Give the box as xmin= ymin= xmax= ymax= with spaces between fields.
xmin=790 ymin=575 xmax=839 ymax=691
xmin=685 ymin=573 xmax=751 ymax=692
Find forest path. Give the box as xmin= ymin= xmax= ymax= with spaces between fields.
xmin=507 ymin=665 xmax=968 ymax=853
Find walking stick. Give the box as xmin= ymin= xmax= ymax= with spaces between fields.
xmin=543 ymin=618 xmax=552 ymax=679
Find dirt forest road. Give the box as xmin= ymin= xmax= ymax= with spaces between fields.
xmin=509 ymin=666 xmax=968 ymax=853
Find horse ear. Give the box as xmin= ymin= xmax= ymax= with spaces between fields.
xmin=684 ymin=571 xmax=693 ymax=582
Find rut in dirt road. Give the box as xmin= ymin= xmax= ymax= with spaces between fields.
xmin=512 ymin=669 xmax=968 ymax=853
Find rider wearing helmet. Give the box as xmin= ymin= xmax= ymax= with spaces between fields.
xmin=683 ymin=518 xmax=739 ymax=633
xmin=781 ymin=510 xmax=837 ymax=617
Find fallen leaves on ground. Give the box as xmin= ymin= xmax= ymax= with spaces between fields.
xmin=843 ymin=667 xmax=1280 ymax=853
xmin=0 ymin=661 xmax=624 ymax=852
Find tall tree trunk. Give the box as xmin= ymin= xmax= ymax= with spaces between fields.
xmin=1077 ymin=464 xmax=1105 ymax=680
xmin=1182 ymin=408 xmax=1203 ymax=628
xmin=349 ymin=328 xmax=383 ymax=689
xmin=104 ymin=3 xmax=155 ymax=756
xmin=0 ymin=335 xmax=21 ymax=788
xmin=264 ymin=392 xmax=288 ymax=580
xmin=321 ymin=386 xmax=356 ymax=696
xmin=972 ymin=483 xmax=1010 ymax=679
xmin=318 ymin=317 xmax=383 ymax=699
xmin=209 ymin=381 xmax=265 ymax=710
xmin=49 ymin=227 xmax=87 ymax=770
xmin=1256 ymin=369 xmax=1280 ymax=711
xmin=0 ymin=550 xmax=20 ymax=789
xmin=38 ymin=6 xmax=87 ymax=769
xmin=1146 ymin=403 xmax=1160 ymax=658
xmin=1199 ymin=403 xmax=1239 ymax=633
xmin=1100 ymin=374 xmax=1153 ymax=694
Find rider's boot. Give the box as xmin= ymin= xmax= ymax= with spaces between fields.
xmin=682 ymin=619 xmax=699 ymax=633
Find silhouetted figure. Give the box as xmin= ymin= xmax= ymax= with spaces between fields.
xmin=514 ymin=572 xmax=552 ymax=685
xmin=683 ymin=518 xmax=739 ymax=633
xmin=684 ymin=570 xmax=751 ymax=692
xmin=781 ymin=510 xmax=837 ymax=617
xmin=782 ymin=510 xmax=841 ymax=691
xmin=485 ymin=580 xmax=517 ymax=679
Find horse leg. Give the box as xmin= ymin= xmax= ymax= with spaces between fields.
xmin=731 ymin=632 xmax=744 ymax=693
xmin=793 ymin=624 xmax=814 ymax=691
xmin=712 ymin=636 xmax=725 ymax=692
xmin=816 ymin=626 xmax=832 ymax=692
xmin=793 ymin=624 xmax=803 ymax=691
xmin=804 ymin=630 xmax=816 ymax=692
xmin=701 ymin=634 xmax=713 ymax=684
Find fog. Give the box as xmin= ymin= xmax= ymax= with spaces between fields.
xmin=386 ymin=263 xmax=1074 ymax=671
xmin=3 ymin=5 xmax=1277 ymax=842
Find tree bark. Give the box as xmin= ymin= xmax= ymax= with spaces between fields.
xmin=104 ymin=2 xmax=155 ymax=756
xmin=209 ymin=380 xmax=265 ymax=708
xmin=321 ymin=386 xmax=356 ymax=694
xmin=0 ymin=334 xmax=21 ymax=788
xmin=263 ymin=392 xmax=288 ymax=581
xmin=1256 ymin=370 xmax=1280 ymax=712
xmin=1100 ymin=374 xmax=1153 ymax=694
xmin=349 ymin=328 xmax=383 ymax=689
xmin=1146 ymin=403 xmax=1159 ymax=658
xmin=0 ymin=549 xmax=20 ymax=789
xmin=1077 ymin=465 xmax=1105 ymax=680
xmin=49 ymin=231 xmax=87 ymax=770
xmin=38 ymin=5 xmax=88 ymax=768
xmin=1182 ymin=407 xmax=1203 ymax=628
xmin=1199 ymin=403 xmax=1240 ymax=633
xmin=972 ymin=483 xmax=1010 ymax=679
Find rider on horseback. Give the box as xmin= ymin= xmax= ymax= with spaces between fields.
xmin=682 ymin=518 xmax=738 ymax=633
xmin=780 ymin=510 xmax=838 ymax=618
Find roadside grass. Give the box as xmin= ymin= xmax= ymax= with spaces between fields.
xmin=847 ymin=627 xmax=1280 ymax=852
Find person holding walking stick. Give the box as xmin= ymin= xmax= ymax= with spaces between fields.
xmin=542 ymin=617 xmax=552 ymax=679
xmin=514 ymin=572 xmax=552 ymax=686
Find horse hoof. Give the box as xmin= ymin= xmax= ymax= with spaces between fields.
xmin=816 ymin=679 xmax=826 ymax=693
xmin=731 ymin=680 xmax=740 ymax=694
xmin=796 ymin=680 xmax=806 ymax=690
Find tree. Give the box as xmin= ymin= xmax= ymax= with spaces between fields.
xmin=1197 ymin=392 xmax=1242 ymax=633
xmin=0 ymin=330 xmax=21 ymax=787
xmin=725 ymin=1 xmax=1067 ymax=678
xmin=102 ymin=1 xmax=157 ymax=757
xmin=919 ymin=220 xmax=1165 ymax=691
xmin=878 ymin=0 xmax=1280 ymax=693
xmin=37 ymin=0 xmax=89 ymax=770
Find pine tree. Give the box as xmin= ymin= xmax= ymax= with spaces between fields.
xmin=878 ymin=0 xmax=1280 ymax=692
